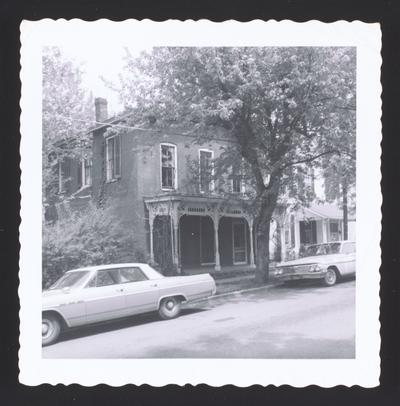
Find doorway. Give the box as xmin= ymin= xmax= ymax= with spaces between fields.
xmin=232 ymin=219 xmax=247 ymax=264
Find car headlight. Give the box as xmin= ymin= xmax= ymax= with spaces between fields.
xmin=309 ymin=264 xmax=323 ymax=272
xmin=275 ymin=268 xmax=283 ymax=275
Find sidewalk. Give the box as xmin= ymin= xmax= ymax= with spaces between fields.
xmin=214 ymin=271 xmax=279 ymax=295
xmin=181 ymin=264 xmax=279 ymax=295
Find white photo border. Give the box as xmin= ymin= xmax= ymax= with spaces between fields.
xmin=19 ymin=19 xmax=382 ymax=387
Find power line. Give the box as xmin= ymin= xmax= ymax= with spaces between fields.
xmin=55 ymin=114 xmax=151 ymax=132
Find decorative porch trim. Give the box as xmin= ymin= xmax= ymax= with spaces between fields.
xmin=144 ymin=193 xmax=256 ymax=272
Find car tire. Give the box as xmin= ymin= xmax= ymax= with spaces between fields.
xmin=323 ymin=268 xmax=338 ymax=287
xmin=158 ymin=297 xmax=182 ymax=320
xmin=42 ymin=313 xmax=61 ymax=346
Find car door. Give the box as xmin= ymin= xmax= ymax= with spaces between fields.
xmin=83 ymin=268 xmax=127 ymax=324
xmin=341 ymin=242 xmax=356 ymax=276
xmin=119 ymin=266 xmax=160 ymax=315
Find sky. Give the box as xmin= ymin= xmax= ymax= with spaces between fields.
xmin=59 ymin=44 xmax=148 ymax=117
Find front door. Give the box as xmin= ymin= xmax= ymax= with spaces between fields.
xmin=232 ymin=220 xmax=247 ymax=264
xmin=180 ymin=215 xmax=201 ymax=267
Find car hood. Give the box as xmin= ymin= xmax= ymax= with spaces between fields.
xmin=277 ymin=254 xmax=344 ymax=267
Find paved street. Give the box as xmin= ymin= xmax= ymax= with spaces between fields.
xmin=43 ymin=279 xmax=355 ymax=359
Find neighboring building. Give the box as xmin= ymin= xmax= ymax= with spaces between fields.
xmin=276 ymin=203 xmax=356 ymax=261
xmin=49 ymin=98 xmax=356 ymax=273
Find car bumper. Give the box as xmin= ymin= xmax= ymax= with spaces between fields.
xmin=273 ymin=271 xmax=327 ymax=281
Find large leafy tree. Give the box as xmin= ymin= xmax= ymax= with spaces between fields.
xmin=321 ymin=106 xmax=356 ymax=239
xmin=42 ymin=47 xmax=94 ymax=204
xmin=115 ymin=47 xmax=356 ymax=282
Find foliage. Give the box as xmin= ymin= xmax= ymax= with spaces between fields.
xmin=113 ymin=47 xmax=356 ymax=281
xmin=42 ymin=46 xmax=94 ymax=203
xmin=42 ymin=201 xmax=142 ymax=288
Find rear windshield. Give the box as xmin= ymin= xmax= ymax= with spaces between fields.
xmin=49 ymin=271 xmax=90 ymax=290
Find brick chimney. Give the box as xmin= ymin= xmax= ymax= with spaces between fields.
xmin=94 ymin=97 xmax=108 ymax=123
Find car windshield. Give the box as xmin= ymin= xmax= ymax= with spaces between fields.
xmin=48 ymin=271 xmax=90 ymax=290
xmin=302 ymin=243 xmax=342 ymax=257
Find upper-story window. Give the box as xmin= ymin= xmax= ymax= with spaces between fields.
xmin=105 ymin=135 xmax=121 ymax=182
xmin=199 ymin=149 xmax=214 ymax=193
xmin=78 ymin=157 xmax=92 ymax=188
xmin=161 ymin=143 xmax=177 ymax=190
xmin=231 ymin=161 xmax=245 ymax=194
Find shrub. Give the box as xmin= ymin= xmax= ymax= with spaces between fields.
xmin=42 ymin=202 xmax=143 ymax=288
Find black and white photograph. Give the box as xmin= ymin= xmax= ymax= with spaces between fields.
xmin=19 ymin=20 xmax=381 ymax=386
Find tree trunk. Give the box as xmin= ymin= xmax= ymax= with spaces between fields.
xmin=342 ymin=180 xmax=348 ymax=240
xmin=255 ymin=217 xmax=272 ymax=283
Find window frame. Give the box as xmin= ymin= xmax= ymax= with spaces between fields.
xmin=105 ymin=134 xmax=122 ymax=182
xmin=119 ymin=267 xmax=149 ymax=283
xmin=79 ymin=156 xmax=92 ymax=188
xmin=230 ymin=161 xmax=246 ymax=194
xmin=198 ymin=148 xmax=214 ymax=194
xmin=160 ymin=143 xmax=178 ymax=191
xmin=91 ymin=268 xmax=121 ymax=287
xmin=58 ymin=159 xmax=64 ymax=194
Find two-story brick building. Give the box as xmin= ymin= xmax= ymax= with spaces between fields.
xmin=76 ymin=98 xmax=257 ymax=273
xmin=53 ymin=98 xmax=355 ymax=274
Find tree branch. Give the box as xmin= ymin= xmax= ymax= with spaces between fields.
xmin=279 ymin=149 xmax=341 ymax=171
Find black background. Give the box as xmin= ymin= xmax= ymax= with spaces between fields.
xmin=1 ymin=0 xmax=399 ymax=405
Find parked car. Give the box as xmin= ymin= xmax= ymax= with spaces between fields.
xmin=42 ymin=263 xmax=216 ymax=346
xmin=273 ymin=241 xmax=356 ymax=287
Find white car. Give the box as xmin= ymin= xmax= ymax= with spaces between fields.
xmin=274 ymin=241 xmax=356 ymax=287
xmin=42 ymin=263 xmax=216 ymax=346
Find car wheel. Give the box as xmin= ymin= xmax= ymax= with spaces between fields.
xmin=42 ymin=313 xmax=61 ymax=346
xmin=323 ymin=268 xmax=337 ymax=287
xmin=158 ymin=297 xmax=182 ymax=320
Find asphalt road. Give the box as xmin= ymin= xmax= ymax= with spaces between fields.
xmin=43 ymin=279 xmax=355 ymax=359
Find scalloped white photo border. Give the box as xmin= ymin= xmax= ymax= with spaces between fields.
xmin=19 ymin=19 xmax=381 ymax=387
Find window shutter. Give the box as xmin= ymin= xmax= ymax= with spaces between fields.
xmin=77 ymin=161 xmax=83 ymax=188
xmin=114 ymin=135 xmax=121 ymax=177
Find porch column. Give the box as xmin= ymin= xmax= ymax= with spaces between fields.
xmin=280 ymin=220 xmax=286 ymax=262
xmin=171 ymin=204 xmax=181 ymax=273
xmin=213 ymin=214 xmax=221 ymax=271
xmin=294 ymin=219 xmax=301 ymax=256
xmin=322 ymin=219 xmax=328 ymax=243
xmin=148 ymin=213 xmax=155 ymax=263
xmin=248 ymin=217 xmax=256 ymax=268
xmin=172 ymin=222 xmax=180 ymax=271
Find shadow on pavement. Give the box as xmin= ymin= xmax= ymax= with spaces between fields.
xmin=197 ymin=278 xmax=355 ymax=308
xmin=57 ymin=308 xmax=207 ymax=344
xmin=145 ymin=330 xmax=355 ymax=359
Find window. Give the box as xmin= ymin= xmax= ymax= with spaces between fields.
xmin=161 ymin=144 xmax=177 ymax=190
xmin=300 ymin=220 xmax=317 ymax=245
xmin=78 ymin=157 xmax=92 ymax=188
xmin=49 ymin=271 xmax=90 ymax=290
xmin=106 ymin=135 xmax=121 ymax=181
xmin=58 ymin=160 xmax=64 ymax=193
xmin=57 ymin=159 xmax=71 ymax=194
xmin=120 ymin=267 xmax=148 ymax=283
xmin=95 ymin=269 xmax=121 ymax=287
xmin=199 ymin=149 xmax=214 ymax=193
xmin=230 ymin=160 xmax=246 ymax=194
xmin=329 ymin=221 xmax=339 ymax=233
